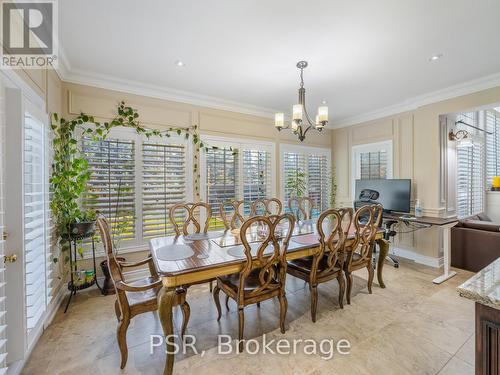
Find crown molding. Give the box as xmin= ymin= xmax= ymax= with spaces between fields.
xmin=57 ymin=66 xmax=280 ymax=119
xmin=331 ymin=71 xmax=500 ymax=128
xmin=55 ymin=56 xmax=500 ymax=129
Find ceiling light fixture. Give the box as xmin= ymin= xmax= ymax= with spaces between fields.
xmin=175 ymin=60 xmax=185 ymax=67
xmin=429 ymin=53 xmax=443 ymax=62
xmin=274 ymin=61 xmax=328 ymax=142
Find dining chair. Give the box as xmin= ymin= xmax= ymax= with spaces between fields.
xmin=288 ymin=197 xmax=315 ymax=220
xmin=344 ymin=204 xmax=383 ymax=304
xmin=212 ymin=214 xmax=295 ymax=352
xmin=287 ymin=208 xmax=353 ymax=322
xmin=250 ymin=198 xmax=267 ymax=216
xmin=169 ymin=201 xmax=216 ymax=293
xmin=169 ymin=202 xmax=212 ymax=235
xmin=96 ymin=216 xmax=190 ymax=369
xmin=264 ymin=198 xmax=283 ymax=215
xmin=219 ymin=199 xmax=246 ymax=230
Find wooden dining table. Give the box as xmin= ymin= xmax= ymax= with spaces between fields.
xmin=149 ymin=219 xmax=389 ymax=375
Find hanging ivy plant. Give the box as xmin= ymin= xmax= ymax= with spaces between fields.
xmin=50 ymin=101 xmax=210 ymax=251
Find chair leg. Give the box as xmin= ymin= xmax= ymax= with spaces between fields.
xmin=209 ymin=280 xmax=213 ymax=293
xmin=256 ymin=302 xmax=261 ymax=308
xmin=310 ymin=284 xmax=318 ymax=323
xmin=225 ymin=293 xmax=230 ymax=311
xmin=213 ymin=284 xmax=222 ymax=322
xmin=337 ymin=273 xmax=345 ymax=309
xmin=180 ymin=301 xmax=191 ymax=338
xmin=345 ymin=270 xmax=353 ymax=305
xmin=117 ymin=316 xmax=130 ymax=369
xmin=238 ymin=308 xmax=245 ymax=353
xmin=278 ymin=294 xmax=287 ymax=333
xmin=367 ymin=262 xmax=374 ymax=294
xmin=114 ymin=299 xmax=121 ymax=322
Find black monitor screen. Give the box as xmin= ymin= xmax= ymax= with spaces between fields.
xmin=354 ymin=179 xmax=411 ymax=213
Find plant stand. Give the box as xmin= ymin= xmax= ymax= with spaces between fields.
xmin=64 ymin=232 xmax=101 ymax=313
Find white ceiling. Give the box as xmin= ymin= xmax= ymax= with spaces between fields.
xmin=58 ymin=0 xmax=500 ymax=126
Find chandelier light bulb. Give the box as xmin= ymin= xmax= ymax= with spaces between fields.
xmin=292 ymin=104 xmax=303 ymax=121
xmin=318 ymin=106 xmax=328 ymax=123
xmin=275 ymin=113 xmax=284 ymax=129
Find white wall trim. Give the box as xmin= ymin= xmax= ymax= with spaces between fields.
xmin=55 ymin=60 xmax=500 ymax=131
xmin=58 ymin=67 xmax=280 ymax=119
xmin=332 ymin=72 xmax=500 ymax=129
xmin=390 ymin=246 xmax=443 ymax=268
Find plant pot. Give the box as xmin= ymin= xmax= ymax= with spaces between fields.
xmin=69 ymin=221 xmax=95 ymax=239
xmin=100 ymin=257 xmax=126 ymax=295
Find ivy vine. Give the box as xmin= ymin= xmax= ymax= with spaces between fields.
xmin=50 ymin=101 xmax=209 ymax=248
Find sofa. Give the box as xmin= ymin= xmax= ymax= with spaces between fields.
xmin=451 ymin=213 xmax=500 ymax=272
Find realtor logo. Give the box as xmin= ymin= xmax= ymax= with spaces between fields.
xmin=1 ymin=0 xmax=58 ymax=69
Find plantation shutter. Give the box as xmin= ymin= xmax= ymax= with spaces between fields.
xmin=243 ymin=149 xmax=271 ymax=212
xmin=0 ymin=81 xmax=7 ymax=372
xmin=456 ymin=112 xmax=484 ymax=218
xmin=81 ymin=138 xmax=136 ymax=242
xmin=283 ymin=152 xmax=306 ymax=212
xmin=360 ymin=150 xmax=387 ymax=179
xmin=23 ymin=113 xmax=49 ymax=338
xmin=205 ymin=147 xmax=239 ymax=229
xmin=486 ymin=110 xmax=500 ymax=188
xmin=308 ymin=153 xmax=329 ymax=214
xmin=142 ymin=141 xmax=186 ymax=238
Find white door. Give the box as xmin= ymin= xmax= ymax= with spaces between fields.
xmin=0 ymin=72 xmax=9 ymax=375
xmin=4 ymin=85 xmax=50 ymax=371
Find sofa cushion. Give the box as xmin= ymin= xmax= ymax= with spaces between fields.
xmin=477 ymin=212 xmax=492 ymax=222
xmin=461 ymin=220 xmax=500 ymax=232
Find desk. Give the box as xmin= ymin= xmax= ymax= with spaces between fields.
xmin=149 ymin=221 xmax=388 ymax=375
xmin=382 ymin=213 xmax=458 ymax=284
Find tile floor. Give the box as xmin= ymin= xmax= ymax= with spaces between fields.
xmin=22 ymin=259 xmax=476 ymax=375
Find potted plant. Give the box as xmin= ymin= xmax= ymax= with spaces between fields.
xmin=68 ymin=209 xmax=97 ymax=238
xmin=286 ymin=170 xmax=307 ymax=218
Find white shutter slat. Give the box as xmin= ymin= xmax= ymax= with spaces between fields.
xmin=142 ymin=142 xmax=187 ymax=238
xmin=24 ymin=115 xmax=49 ymax=335
xmin=82 ymin=137 xmax=136 ymax=241
xmin=206 ymin=148 xmax=239 ymax=230
xmin=456 ymin=112 xmax=484 ymax=218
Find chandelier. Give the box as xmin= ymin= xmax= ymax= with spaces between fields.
xmin=274 ymin=61 xmax=328 ymax=141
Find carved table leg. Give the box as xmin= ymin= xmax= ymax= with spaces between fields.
xmin=376 ymin=239 xmax=389 ymax=289
xmin=158 ymin=286 xmax=176 ymax=375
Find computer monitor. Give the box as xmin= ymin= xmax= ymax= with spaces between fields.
xmin=354 ymin=179 xmax=411 ymax=213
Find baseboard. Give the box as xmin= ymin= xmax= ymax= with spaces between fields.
xmin=390 ymin=246 xmax=443 ymax=268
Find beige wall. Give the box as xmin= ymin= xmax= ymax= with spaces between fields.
xmin=61 ymin=82 xmax=334 ymax=270
xmin=332 ymin=86 xmax=500 ymax=259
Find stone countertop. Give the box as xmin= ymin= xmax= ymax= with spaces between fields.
xmin=458 ymin=257 xmax=500 ymax=309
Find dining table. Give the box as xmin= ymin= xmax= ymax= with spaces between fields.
xmin=149 ymin=219 xmax=389 ymax=375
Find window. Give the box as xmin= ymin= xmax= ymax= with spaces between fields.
xmin=82 ymin=137 xmax=136 ymax=243
xmin=352 ymin=140 xmax=393 ymax=199
xmin=201 ymin=137 xmax=275 ymax=229
xmin=281 ymin=144 xmax=331 ymax=217
xmin=455 ymin=112 xmax=484 ymax=217
xmin=486 ymin=109 xmax=500 ymax=188
xmin=360 ymin=150 xmax=387 ymax=179
xmin=24 ymin=112 xmax=50 ymax=338
xmin=81 ymin=129 xmax=191 ymax=252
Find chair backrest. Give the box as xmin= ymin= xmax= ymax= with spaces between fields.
xmin=265 ymin=198 xmax=283 ymax=215
xmin=288 ymin=197 xmax=315 ymax=220
xmin=219 ymin=200 xmax=246 ymax=230
xmin=351 ymin=204 xmax=383 ymax=261
xmin=238 ymin=214 xmax=295 ymax=301
xmin=250 ymin=199 xmax=267 ymax=217
xmin=96 ymin=217 xmax=128 ymax=310
xmin=315 ymin=208 xmax=353 ymax=278
xmin=169 ymin=202 xmax=212 ymax=235
xmin=250 ymin=198 xmax=283 ymax=217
